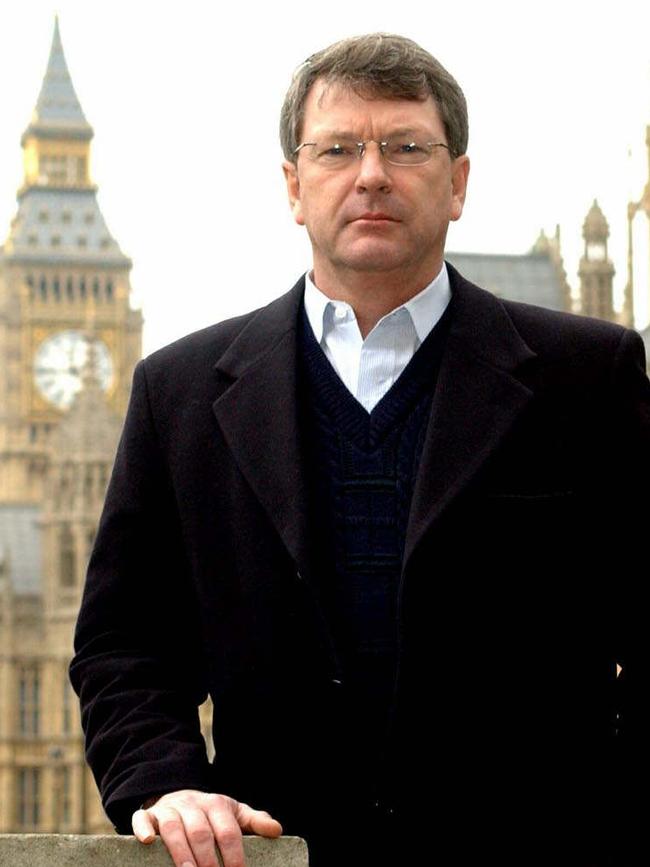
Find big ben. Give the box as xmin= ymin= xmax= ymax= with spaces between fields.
xmin=0 ymin=17 xmax=140 ymax=506
xmin=0 ymin=18 xmax=141 ymax=832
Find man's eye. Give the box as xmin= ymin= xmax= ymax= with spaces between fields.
xmin=396 ymin=141 xmax=424 ymax=154
xmin=319 ymin=143 xmax=353 ymax=158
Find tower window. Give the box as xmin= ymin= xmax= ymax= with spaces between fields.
xmin=106 ymin=279 xmax=114 ymax=301
xmin=27 ymin=235 xmax=38 ymax=246
xmin=100 ymin=237 xmax=110 ymax=249
xmin=62 ymin=673 xmax=72 ymax=734
xmin=18 ymin=664 xmax=40 ymax=735
xmin=61 ymin=765 xmax=72 ymax=825
xmin=16 ymin=768 xmax=41 ymax=829
xmin=40 ymin=154 xmax=67 ymax=184
xmin=38 ymin=211 xmax=49 ymax=223
xmin=93 ymin=278 xmax=100 ymax=299
xmin=76 ymin=157 xmax=87 ymax=182
xmin=66 ymin=277 xmax=74 ymax=299
xmin=62 ymin=211 xmax=72 ymax=224
xmin=84 ymin=213 xmax=95 ymax=225
xmin=51 ymin=235 xmax=61 ymax=247
xmin=84 ymin=469 xmax=93 ymax=505
xmin=77 ymin=236 xmax=87 ymax=248
xmin=60 ymin=523 xmax=76 ymax=587
xmin=39 ymin=276 xmax=47 ymax=300
xmin=53 ymin=278 xmax=61 ymax=301
xmin=79 ymin=278 xmax=87 ymax=299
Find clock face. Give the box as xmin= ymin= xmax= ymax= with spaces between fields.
xmin=34 ymin=330 xmax=113 ymax=410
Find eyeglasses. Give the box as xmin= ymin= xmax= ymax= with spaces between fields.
xmin=293 ymin=137 xmax=450 ymax=168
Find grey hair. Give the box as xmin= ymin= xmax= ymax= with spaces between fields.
xmin=280 ymin=33 xmax=468 ymax=162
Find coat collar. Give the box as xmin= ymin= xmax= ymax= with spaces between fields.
xmin=212 ymin=277 xmax=309 ymax=573
xmin=212 ymin=264 xmax=537 ymax=577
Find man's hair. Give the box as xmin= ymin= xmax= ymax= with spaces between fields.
xmin=280 ymin=33 xmax=468 ymax=162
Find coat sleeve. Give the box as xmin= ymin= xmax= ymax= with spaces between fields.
xmin=69 ymin=360 xmax=213 ymax=833
xmin=608 ymin=328 xmax=650 ymax=856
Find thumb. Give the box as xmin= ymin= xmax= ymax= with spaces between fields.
xmin=235 ymin=802 xmax=283 ymax=837
xmin=132 ymin=807 xmax=157 ymax=843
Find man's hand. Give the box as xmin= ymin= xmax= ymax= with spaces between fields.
xmin=132 ymin=789 xmax=283 ymax=867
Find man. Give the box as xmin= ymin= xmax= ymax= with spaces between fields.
xmin=70 ymin=33 xmax=649 ymax=867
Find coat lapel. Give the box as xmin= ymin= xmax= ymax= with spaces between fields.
xmin=403 ymin=265 xmax=537 ymax=568
xmin=211 ymin=278 xmax=311 ymax=575
xmin=211 ymin=268 xmax=538 ymax=580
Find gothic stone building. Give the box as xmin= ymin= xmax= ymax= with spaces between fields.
xmin=0 ymin=20 xmax=141 ymax=833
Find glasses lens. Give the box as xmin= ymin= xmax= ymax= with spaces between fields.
xmin=384 ymin=139 xmax=433 ymax=165
xmin=308 ymin=139 xmax=358 ymax=167
xmin=303 ymin=138 xmax=435 ymax=167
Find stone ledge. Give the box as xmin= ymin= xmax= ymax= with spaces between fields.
xmin=0 ymin=834 xmax=308 ymax=866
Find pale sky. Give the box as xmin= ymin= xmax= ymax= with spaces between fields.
xmin=2 ymin=0 xmax=650 ymax=354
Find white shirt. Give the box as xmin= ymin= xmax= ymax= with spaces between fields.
xmin=303 ymin=263 xmax=452 ymax=413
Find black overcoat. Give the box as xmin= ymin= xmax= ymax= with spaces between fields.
xmin=70 ymin=264 xmax=650 ymax=865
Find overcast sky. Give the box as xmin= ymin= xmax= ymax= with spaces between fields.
xmin=1 ymin=0 xmax=650 ymax=354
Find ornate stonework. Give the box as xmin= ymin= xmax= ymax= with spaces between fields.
xmin=0 ymin=18 xmax=141 ymax=833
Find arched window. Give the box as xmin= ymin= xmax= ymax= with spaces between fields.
xmin=17 ymin=768 xmax=41 ymax=829
xmin=62 ymin=672 xmax=72 ymax=734
xmin=59 ymin=523 xmax=75 ymax=587
xmin=18 ymin=665 xmax=40 ymax=735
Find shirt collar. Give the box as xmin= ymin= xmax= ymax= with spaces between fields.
xmin=303 ymin=262 xmax=452 ymax=344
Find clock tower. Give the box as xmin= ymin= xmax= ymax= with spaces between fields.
xmin=0 ymin=17 xmax=142 ymax=505
xmin=0 ymin=19 xmax=142 ymax=833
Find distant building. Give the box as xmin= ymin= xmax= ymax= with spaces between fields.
xmin=449 ymin=137 xmax=650 ymax=370
xmin=448 ymin=224 xmax=571 ymax=313
xmin=0 ymin=18 xmax=141 ymax=833
xmin=450 ymin=204 xmax=630 ymax=328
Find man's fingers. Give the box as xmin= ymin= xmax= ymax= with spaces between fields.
xmin=234 ymin=801 xmax=283 ymax=837
xmin=132 ymin=808 xmax=157 ymax=844
xmin=206 ymin=807 xmax=247 ymax=867
xmin=131 ymin=791 xmax=280 ymax=867
xmin=182 ymin=809 xmax=222 ymax=867
xmin=156 ymin=805 xmax=205 ymax=867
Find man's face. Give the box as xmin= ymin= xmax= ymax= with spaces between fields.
xmin=283 ymin=79 xmax=470 ymax=287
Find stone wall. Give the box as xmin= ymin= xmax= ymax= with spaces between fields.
xmin=0 ymin=834 xmax=308 ymax=866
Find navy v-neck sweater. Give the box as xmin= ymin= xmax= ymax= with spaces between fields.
xmin=297 ymin=296 xmax=454 ymax=800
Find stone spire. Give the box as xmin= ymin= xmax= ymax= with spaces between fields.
xmin=3 ymin=16 xmax=132 ymax=266
xmin=23 ymin=16 xmax=93 ymax=142
xmin=578 ymin=199 xmax=616 ymax=321
xmin=582 ymin=199 xmax=609 ymax=246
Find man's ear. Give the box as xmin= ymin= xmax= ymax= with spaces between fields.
xmin=449 ymin=154 xmax=470 ymax=222
xmin=282 ymin=160 xmax=305 ymax=226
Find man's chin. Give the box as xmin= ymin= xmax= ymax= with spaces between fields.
xmin=334 ymin=242 xmax=412 ymax=273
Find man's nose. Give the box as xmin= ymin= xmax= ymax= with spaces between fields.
xmin=354 ymin=142 xmax=392 ymax=192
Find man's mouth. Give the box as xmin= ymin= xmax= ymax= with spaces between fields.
xmin=353 ymin=212 xmax=399 ymax=222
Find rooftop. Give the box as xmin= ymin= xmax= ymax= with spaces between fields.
xmin=446 ymin=250 xmax=569 ymax=312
